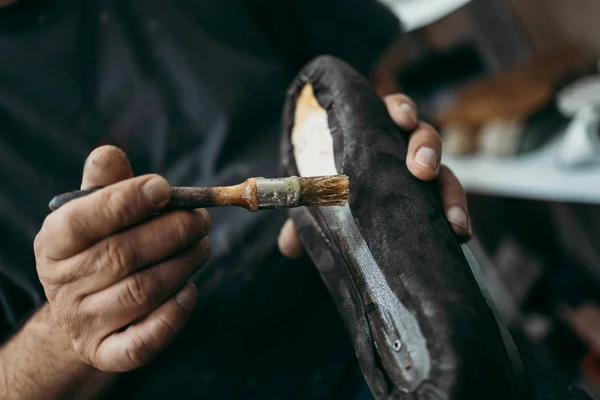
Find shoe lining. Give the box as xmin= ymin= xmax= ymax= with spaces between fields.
xmin=291 ymin=83 xmax=338 ymax=177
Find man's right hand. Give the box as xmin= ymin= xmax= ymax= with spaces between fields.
xmin=34 ymin=146 xmax=211 ymax=372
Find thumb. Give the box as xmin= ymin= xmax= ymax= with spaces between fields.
xmin=81 ymin=145 xmax=134 ymax=189
xmin=278 ymin=218 xmax=304 ymax=259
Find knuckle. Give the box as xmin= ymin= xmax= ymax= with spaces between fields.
xmin=125 ymin=275 xmax=149 ymax=307
xmin=197 ymin=209 xmax=211 ymax=234
xmin=156 ymin=315 xmax=178 ymax=336
xmin=170 ymin=211 xmax=197 ymax=242
xmin=68 ymin=251 xmax=95 ymax=280
xmin=125 ymin=335 xmax=154 ymax=368
xmin=103 ymin=189 xmax=133 ymax=227
xmin=123 ymin=272 xmax=159 ymax=308
xmin=51 ymin=256 xmax=92 ymax=287
xmin=103 ymin=238 xmax=133 ymax=277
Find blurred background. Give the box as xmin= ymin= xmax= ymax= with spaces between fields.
xmin=387 ymin=0 xmax=600 ymax=397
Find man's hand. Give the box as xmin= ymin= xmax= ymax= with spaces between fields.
xmin=278 ymin=94 xmax=471 ymax=258
xmin=34 ymin=146 xmax=211 ymax=372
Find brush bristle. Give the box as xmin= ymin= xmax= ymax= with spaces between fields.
xmin=298 ymin=175 xmax=349 ymax=207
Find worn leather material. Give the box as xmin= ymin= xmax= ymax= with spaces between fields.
xmin=280 ymin=56 xmax=525 ymax=399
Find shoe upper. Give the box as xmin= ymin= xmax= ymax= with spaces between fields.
xmin=280 ymin=55 xmax=525 ymax=400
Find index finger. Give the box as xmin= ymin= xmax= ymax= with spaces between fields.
xmin=38 ymin=175 xmax=171 ymax=260
xmin=383 ymin=94 xmax=418 ymax=130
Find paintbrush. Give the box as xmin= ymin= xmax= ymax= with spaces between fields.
xmin=49 ymin=175 xmax=349 ymax=212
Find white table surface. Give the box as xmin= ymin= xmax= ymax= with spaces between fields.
xmin=443 ymin=137 xmax=600 ymax=204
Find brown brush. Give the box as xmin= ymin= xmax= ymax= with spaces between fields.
xmin=49 ymin=175 xmax=350 ymax=212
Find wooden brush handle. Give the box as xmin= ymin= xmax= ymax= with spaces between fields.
xmin=49 ymin=180 xmax=258 ymax=211
xmin=169 ymin=185 xmax=257 ymax=210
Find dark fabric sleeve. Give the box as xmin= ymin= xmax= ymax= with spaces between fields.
xmin=249 ymin=0 xmax=402 ymax=78
xmin=0 ymin=227 xmax=45 ymax=343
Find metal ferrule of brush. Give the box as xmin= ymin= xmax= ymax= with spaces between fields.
xmin=255 ymin=177 xmax=301 ymax=210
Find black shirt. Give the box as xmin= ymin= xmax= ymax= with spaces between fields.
xmin=0 ymin=0 xmax=399 ymax=398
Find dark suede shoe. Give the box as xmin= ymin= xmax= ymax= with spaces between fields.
xmin=280 ymin=55 xmax=526 ymax=399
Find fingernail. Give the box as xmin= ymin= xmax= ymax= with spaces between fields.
xmin=414 ymin=147 xmax=439 ymax=171
xmin=143 ymin=176 xmax=170 ymax=205
xmin=399 ymin=102 xmax=417 ymax=123
xmin=176 ymin=283 xmax=197 ymax=309
xmin=447 ymin=206 xmax=468 ymax=229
